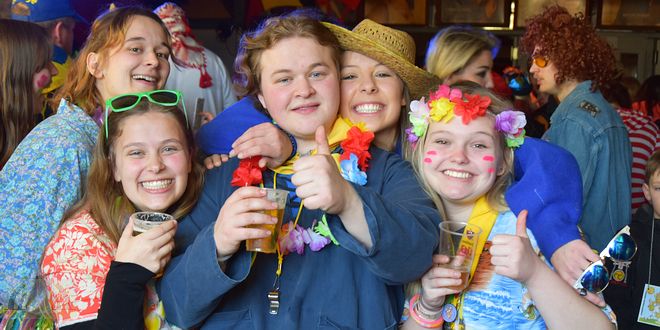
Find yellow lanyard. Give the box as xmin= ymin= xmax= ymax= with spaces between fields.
xmin=445 ymin=196 xmax=499 ymax=329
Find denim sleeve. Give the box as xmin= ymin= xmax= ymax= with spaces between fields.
xmin=157 ymin=164 xmax=252 ymax=328
xmin=328 ymin=152 xmax=441 ymax=284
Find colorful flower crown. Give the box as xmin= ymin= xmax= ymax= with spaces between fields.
xmin=406 ymin=85 xmax=527 ymax=148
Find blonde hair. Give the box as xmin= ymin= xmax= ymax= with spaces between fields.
xmin=0 ymin=19 xmax=52 ymax=169
xmin=425 ymin=26 xmax=498 ymax=81
xmin=55 ymin=7 xmax=171 ymax=116
xmin=61 ymin=100 xmax=203 ymax=243
xmin=410 ymin=82 xmax=515 ymax=215
xmin=405 ymin=82 xmax=514 ymax=298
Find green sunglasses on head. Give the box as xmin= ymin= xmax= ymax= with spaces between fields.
xmin=104 ymin=90 xmax=188 ymax=139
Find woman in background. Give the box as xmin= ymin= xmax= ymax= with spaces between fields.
xmin=0 ymin=19 xmax=56 ymax=169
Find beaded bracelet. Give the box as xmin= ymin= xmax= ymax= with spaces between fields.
xmin=409 ymin=294 xmax=444 ymax=328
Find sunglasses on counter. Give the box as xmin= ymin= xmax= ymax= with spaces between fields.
xmin=104 ymin=90 xmax=187 ymax=139
xmin=573 ymin=226 xmax=637 ymax=294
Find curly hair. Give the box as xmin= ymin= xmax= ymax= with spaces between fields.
xmin=521 ymin=5 xmax=618 ymax=92
xmin=233 ymin=10 xmax=341 ymax=98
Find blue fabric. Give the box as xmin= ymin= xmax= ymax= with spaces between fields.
xmin=10 ymin=0 xmax=86 ymax=23
xmin=0 ymin=99 xmax=98 ymax=310
xmin=507 ymin=138 xmax=582 ymax=258
xmin=196 ymin=97 xmax=270 ymax=155
xmin=157 ymin=147 xmax=441 ymax=329
xmin=543 ymin=81 xmax=632 ymax=251
xmin=52 ymin=46 xmax=68 ymax=65
xmin=196 ymin=97 xmax=584 ymax=260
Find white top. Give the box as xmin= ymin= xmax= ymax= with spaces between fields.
xmin=165 ymin=47 xmax=237 ymax=126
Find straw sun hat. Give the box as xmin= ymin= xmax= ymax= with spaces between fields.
xmin=323 ymin=19 xmax=441 ymax=99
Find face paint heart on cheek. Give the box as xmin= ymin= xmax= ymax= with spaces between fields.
xmin=424 ymin=150 xmax=437 ymax=164
xmin=35 ymin=72 xmax=50 ymax=90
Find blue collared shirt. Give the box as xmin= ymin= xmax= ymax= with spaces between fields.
xmin=543 ymin=81 xmax=632 ymax=251
xmin=0 ymin=99 xmax=98 ymax=310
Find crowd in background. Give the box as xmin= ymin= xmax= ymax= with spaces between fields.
xmin=0 ymin=1 xmax=658 ymax=329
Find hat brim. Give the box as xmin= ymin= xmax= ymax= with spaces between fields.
xmin=323 ymin=22 xmax=440 ymax=99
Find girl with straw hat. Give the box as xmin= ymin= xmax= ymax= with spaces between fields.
xmin=196 ymin=18 xmax=440 ymax=165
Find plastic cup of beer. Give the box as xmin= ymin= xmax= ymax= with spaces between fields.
xmin=245 ymin=188 xmax=288 ymax=253
xmin=131 ymin=211 xmax=174 ymax=236
xmin=438 ymin=221 xmax=482 ymax=291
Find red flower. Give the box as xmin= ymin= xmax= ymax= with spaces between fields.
xmin=340 ymin=127 xmax=374 ymax=170
xmin=454 ymin=93 xmax=491 ymax=125
xmin=231 ymin=156 xmax=264 ymax=187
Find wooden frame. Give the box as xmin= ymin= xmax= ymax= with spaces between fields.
xmin=515 ymin=0 xmax=588 ymax=28
xmin=436 ymin=0 xmax=510 ymax=27
xmin=597 ymin=0 xmax=660 ymax=30
xmin=364 ymin=0 xmax=428 ymax=26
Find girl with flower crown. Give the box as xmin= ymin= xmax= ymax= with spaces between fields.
xmin=401 ymin=83 xmax=616 ymax=329
xmin=157 ymin=12 xmax=440 ymax=329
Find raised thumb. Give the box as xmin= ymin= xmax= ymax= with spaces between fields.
xmin=315 ymin=125 xmax=330 ymax=155
xmin=516 ymin=210 xmax=528 ymax=238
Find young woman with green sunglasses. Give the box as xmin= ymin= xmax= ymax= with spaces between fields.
xmin=0 ymin=7 xmax=178 ymax=327
xmin=41 ymin=90 xmax=203 ymax=329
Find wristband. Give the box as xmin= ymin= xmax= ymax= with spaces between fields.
xmin=273 ymin=121 xmax=297 ymax=161
xmin=409 ymin=294 xmax=444 ymax=328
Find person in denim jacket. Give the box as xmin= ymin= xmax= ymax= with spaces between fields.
xmin=521 ymin=5 xmax=632 ymax=252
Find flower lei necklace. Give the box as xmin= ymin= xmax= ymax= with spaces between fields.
xmin=230 ymin=119 xmax=374 ymax=254
xmin=405 ymin=84 xmax=527 ymax=148
xmin=230 ymin=120 xmax=373 ymax=314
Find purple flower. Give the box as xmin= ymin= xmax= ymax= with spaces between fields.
xmin=495 ymin=110 xmax=526 ymax=137
xmin=405 ymin=127 xmax=419 ymax=143
xmin=302 ymin=221 xmax=331 ymax=251
xmin=280 ymin=224 xmax=305 ymax=255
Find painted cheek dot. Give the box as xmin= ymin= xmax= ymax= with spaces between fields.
xmin=426 ymin=150 xmax=438 ymax=156
xmin=424 ymin=158 xmax=433 ymax=164
xmin=483 ymin=155 xmax=494 ymax=162
xmin=488 ymin=168 xmax=495 ymax=173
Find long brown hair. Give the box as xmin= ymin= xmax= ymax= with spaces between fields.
xmin=0 ymin=19 xmax=52 ymax=169
xmin=62 ymin=100 xmax=204 ymax=243
xmin=55 ymin=7 xmax=171 ymax=116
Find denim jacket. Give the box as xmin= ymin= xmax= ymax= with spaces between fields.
xmin=543 ymin=81 xmax=632 ymax=251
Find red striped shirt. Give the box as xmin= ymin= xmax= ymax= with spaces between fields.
xmin=616 ymin=108 xmax=659 ymax=211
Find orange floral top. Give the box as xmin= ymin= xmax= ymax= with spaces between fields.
xmin=41 ymin=209 xmax=116 ymax=327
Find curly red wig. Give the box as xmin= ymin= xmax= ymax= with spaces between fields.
xmin=521 ymin=5 xmax=619 ymax=92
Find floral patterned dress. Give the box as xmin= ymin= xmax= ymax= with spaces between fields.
xmin=41 ymin=210 xmax=116 ymax=327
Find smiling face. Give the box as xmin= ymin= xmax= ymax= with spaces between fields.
xmin=112 ymin=111 xmax=191 ymax=212
xmin=445 ymin=50 xmax=494 ymax=88
xmin=421 ymin=115 xmax=502 ymax=206
xmin=257 ymin=37 xmax=340 ymax=152
xmin=339 ymin=51 xmax=405 ymax=150
xmin=92 ymin=15 xmax=171 ymax=103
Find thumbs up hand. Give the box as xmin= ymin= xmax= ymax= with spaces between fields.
xmin=490 ymin=210 xmax=544 ymax=284
xmin=291 ymin=126 xmax=353 ymax=214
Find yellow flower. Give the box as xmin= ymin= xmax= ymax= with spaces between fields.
xmin=429 ymin=98 xmax=455 ymax=123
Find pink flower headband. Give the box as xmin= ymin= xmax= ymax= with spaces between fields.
xmin=406 ymin=85 xmax=526 ymax=148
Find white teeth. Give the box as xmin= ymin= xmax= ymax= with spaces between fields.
xmin=443 ymin=170 xmax=471 ymax=179
xmin=354 ymin=104 xmax=382 ymax=113
xmin=133 ymin=74 xmax=156 ymax=82
xmin=142 ymin=179 xmax=171 ymax=190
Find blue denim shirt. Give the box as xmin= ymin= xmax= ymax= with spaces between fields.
xmin=543 ymin=81 xmax=632 ymax=251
